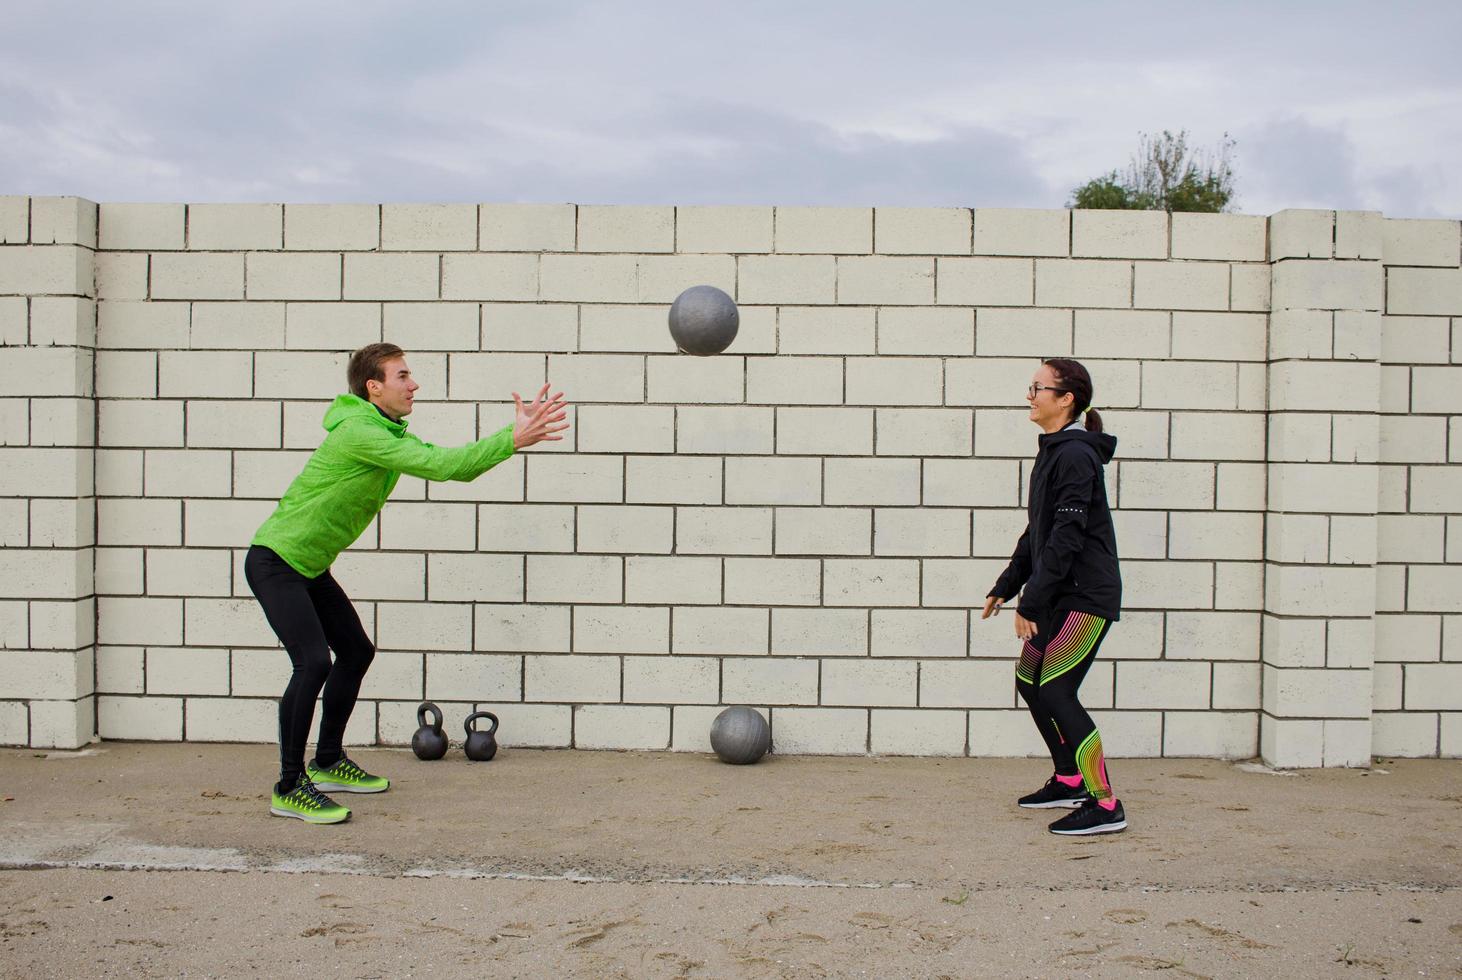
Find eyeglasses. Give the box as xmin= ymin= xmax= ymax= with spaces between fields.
xmin=1027 ymin=383 xmax=1069 ymax=398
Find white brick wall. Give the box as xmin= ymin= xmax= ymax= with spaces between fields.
xmin=4 ymin=200 xmax=1459 ymax=763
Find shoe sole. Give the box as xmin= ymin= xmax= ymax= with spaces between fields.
xmin=1019 ymin=799 xmax=1089 ymax=809
xmin=270 ymin=805 xmax=351 ymax=825
xmin=309 ymin=780 xmax=389 ymax=794
xmin=1049 ymin=819 xmax=1127 ymax=835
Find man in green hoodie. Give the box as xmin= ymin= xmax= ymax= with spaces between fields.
xmin=247 ymin=342 xmax=568 ymax=824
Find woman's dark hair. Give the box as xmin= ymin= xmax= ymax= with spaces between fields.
xmin=1042 ymin=357 xmax=1103 ymax=434
xmin=348 ymin=343 xmax=406 ymax=400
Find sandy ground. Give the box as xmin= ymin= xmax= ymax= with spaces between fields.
xmin=0 ymin=743 xmax=1458 ymax=978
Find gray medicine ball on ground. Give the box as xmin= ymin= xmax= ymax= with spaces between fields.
xmin=709 ymin=705 xmax=770 ymax=765
xmin=668 ymin=284 xmax=739 ymax=355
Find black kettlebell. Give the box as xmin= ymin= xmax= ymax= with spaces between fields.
xmin=411 ymin=702 xmax=448 ymax=760
xmin=463 ymin=711 xmax=499 ymax=762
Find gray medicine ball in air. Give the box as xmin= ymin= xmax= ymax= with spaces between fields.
xmin=668 ymin=284 xmax=739 ymax=355
xmin=709 ymin=705 xmax=770 ymax=765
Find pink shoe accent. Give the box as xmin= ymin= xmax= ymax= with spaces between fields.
xmin=1055 ymin=773 xmax=1084 ymax=788
xmin=1097 ymin=797 xmax=1119 ymax=812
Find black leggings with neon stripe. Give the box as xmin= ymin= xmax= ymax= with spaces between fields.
xmin=1016 ymin=609 xmax=1115 ymax=800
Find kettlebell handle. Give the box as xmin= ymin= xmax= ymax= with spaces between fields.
xmin=418 ymin=701 xmax=444 ymax=730
xmin=464 ymin=710 xmax=499 ymax=737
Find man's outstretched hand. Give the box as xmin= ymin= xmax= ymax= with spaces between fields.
xmin=512 ymin=384 xmax=570 ymax=450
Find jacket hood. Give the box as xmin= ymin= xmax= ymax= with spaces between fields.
xmin=322 ymin=393 xmax=408 ymax=434
xmin=1038 ymin=425 xmax=1118 ymax=463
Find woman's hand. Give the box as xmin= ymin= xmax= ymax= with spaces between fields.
xmin=1013 ymin=612 xmax=1038 ymax=642
xmin=981 ymin=596 xmax=1003 ymax=619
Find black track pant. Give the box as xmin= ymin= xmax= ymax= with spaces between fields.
xmin=1014 ymin=609 xmax=1115 ymax=800
xmin=245 ymin=546 xmax=374 ymax=791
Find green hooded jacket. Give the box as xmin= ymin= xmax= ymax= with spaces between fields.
xmin=252 ymin=394 xmax=515 ymax=578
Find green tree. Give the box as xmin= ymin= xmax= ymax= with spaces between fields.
xmin=1069 ymin=130 xmax=1236 ymax=212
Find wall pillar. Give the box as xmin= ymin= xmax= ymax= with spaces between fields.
xmin=1260 ymin=209 xmax=1382 ymax=767
xmin=0 ymin=196 xmax=98 ymax=748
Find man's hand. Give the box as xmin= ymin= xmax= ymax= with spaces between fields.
xmin=512 ymin=383 xmax=570 ymax=450
xmin=1014 ymin=612 xmax=1038 ymax=642
xmin=981 ymin=596 xmax=1003 ymax=619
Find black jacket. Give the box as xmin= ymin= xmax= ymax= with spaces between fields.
xmin=989 ymin=425 xmax=1121 ymax=622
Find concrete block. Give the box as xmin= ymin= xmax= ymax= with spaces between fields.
xmin=936 ymin=256 xmax=1032 ymax=306
xmin=97 ymin=596 xmax=181 ymax=646
xmin=922 ymin=459 xmax=1019 ymax=507
xmin=1071 ymin=210 xmax=1166 ymax=259
xmin=149 ymin=253 xmax=244 ymax=301
xmin=97 ymin=694 xmax=183 ymax=741
xmin=1122 ymin=559 xmax=1214 ymax=610
xmin=419 ymin=553 xmax=521 ymax=603
xmin=522 ymin=554 xmax=621 ymax=604
xmin=764 ymin=707 xmax=863 ymax=755
xmin=1382 ymin=218 xmax=1460 ymax=267
xmin=574 ymin=405 xmax=674 ymax=454
xmin=1321 ymin=718 xmax=1373 ymax=767
xmin=1262 ymin=665 xmax=1372 ymax=718
xmin=142 ymin=549 xmax=229 ymax=600
xmin=29 ymin=295 xmax=95 ymax=347
xmin=777 ymin=407 xmax=872 ymax=456
xmin=1334 ymin=211 xmax=1382 ymax=260
xmin=837 ymin=256 xmax=934 ymax=305
xmin=646 ymin=354 xmax=744 ymax=404
xmin=447 ymin=351 xmax=546 ymax=401
xmin=1442 ymin=714 xmax=1462 ymax=758
xmin=873 ymin=207 xmax=970 ymax=255
xmin=1372 ymin=712 xmax=1438 ymax=757
xmin=874 ymin=507 xmax=969 ymax=557
xmin=1214 ymin=558 xmax=1263 ymax=611
xmin=378 ymin=500 xmax=476 ymax=553
xmin=625 ymin=456 xmax=720 ymax=505
xmin=724 ymin=558 xmax=821 ymax=606
xmin=1134 ymin=261 xmax=1229 ymax=311
xmin=1113 ymin=661 xmax=1210 ymax=709
xmin=539 ymin=254 xmax=637 ymax=302
xmin=636 ymin=254 xmax=737 ymax=303
xmin=0 ymin=347 xmax=91 ymax=397
xmin=1328 ymin=514 xmax=1377 ymax=565
xmin=676 ymin=206 xmax=773 ymax=253
xmin=190 ymin=301 xmax=285 ymax=349
xmin=283 ymin=301 xmax=381 ymax=351
xmin=971 ymin=506 xmax=1031 ymax=559
xmin=182 ymin=596 xmax=270 ymax=648
xmin=676 ymin=406 xmax=775 ymax=455
xmin=370 ymin=599 xmax=469 ymax=653
xmin=1165 ymin=611 xmax=1260 ymax=662
xmin=574 ymin=705 xmax=670 ymax=750
xmin=381 ymin=204 xmax=476 ymax=251
xmin=0 ymin=196 xmax=27 ymax=243
xmin=474 ymin=604 xmax=570 ymax=653
xmin=1230 ymin=263 xmax=1271 ymax=312
xmin=922 ymin=557 xmax=1006 ymax=609
xmin=423 ymin=653 xmax=520 ymax=701
xmin=871 ymin=609 xmax=966 ymax=658
xmin=1380 ymin=315 xmax=1450 ymax=365
xmin=0 ymin=446 xmax=92 ymax=498
xmin=0 ymin=245 xmax=92 ymax=297
xmin=876 ymin=307 xmax=972 ymax=355
xmin=573 ymin=606 xmax=669 ymax=655
xmin=30 ymin=197 xmax=96 ymax=248
xmin=1140 ymin=360 xmax=1237 ymax=410
xmin=1273 ymin=260 xmax=1384 ymax=312
xmin=1259 ymin=714 xmax=1323 ymax=767
xmin=1171 ymin=212 xmax=1266 ymax=261
xmin=1162 ymin=711 xmax=1257 ymax=758
xmin=1268 ymin=309 xmax=1332 ymax=359
xmin=244 ymin=253 xmax=342 ymax=301
xmin=576 ymin=504 xmax=673 ymax=553
xmin=1212 ymin=662 xmax=1261 ymax=709
xmin=624 ymin=555 xmax=721 ymax=605
xmin=96 ymin=498 xmax=179 ymax=547
xmin=673 ymin=606 xmax=769 ymax=655
xmin=722 ymin=658 xmax=818 ymax=706
xmin=972 ymin=208 xmax=1068 ymax=257
xmin=1411 ymin=466 xmax=1462 ymax=512
xmin=844 ymin=357 xmax=942 ymax=406
xmin=0 ymin=649 xmax=91 ymax=699
xmin=1170 ymin=312 xmax=1266 ymax=361
xmin=867 ymin=709 xmax=964 ymax=755
xmin=918 ymin=659 xmax=1014 ymax=708
xmin=777 ymin=305 xmax=875 ymax=354
xmin=1265 ymin=512 xmax=1329 ymax=565
xmin=825 ymin=559 xmax=919 ymax=607
xmin=974 ymin=307 xmax=1070 ymax=356
xmin=1266 ymin=564 xmax=1376 ymax=618
xmin=441 ymin=253 xmax=538 ymax=301
xmin=668 ymin=704 xmax=730 ymax=752
xmin=25 ymin=697 xmax=90 ymax=747
xmin=1377 ymin=514 xmax=1444 ymax=564
xmin=1268 ymin=462 xmax=1377 ymax=515
xmin=1409 ymin=566 xmax=1462 ymax=613
xmin=623 ymin=656 xmax=718 ymax=704
xmin=144 ymin=647 xmax=230 ymax=696
xmin=728 ymin=462 xmax=830 ymax=506
xmin=547 ymin=352 xmax=644 ymax=403
xmin=98 ymin=399 xmax=183 ymax=448
xmin=188 ymin=204 xmax=281 ymax=250
xmin=775 ymin=507 xmax=870 ymax=556
xmin=772 ymin=608 xmax=867 ymax=656
xmin=1168 ymin=512 xmax=1262 ymax=561
xmin=284 ymin=204 xmax=379 ymax=250
xmin=526 ymin=455 xmax=622 ymax=504
xmin=1118 ymin=461 xmax=1213 ymax=510
xmin=99 ymin=203 xmax=185 ymax=250
xmin=1412 ymin=365 xmax=1462 ymax=413
xmin=1270 ymin=210 xmax=1332 ymax=260
xmin=185 ymin=399 xmax=281 ymax=450
xmin=183 ymin=696 xmax=275 ymax=742
xmin=94 ymin=449 xmax=143 ymax=497
xmin=775 ymin=207 xmax=870 ymax=254
xmin=1332 ymin=309 xmax=1382 ymax=360
xmin=471 ymin=503 xmax=573 ymax=554
xmin=0 ymin=296 xmax=23 ymax=345
xmin=1169 ymin=412 xmax=1263 ymax=462
xmin=737 ymin=255 xmax=836 ymax=305
xmin=578 ymin=206 xmax=673 ymax=253
xmin=1268 ymin=361 xmax=1378 ymax=412
xmin=677 ymin=506 xmax=773 ymax=555
xmin=96 ymin=646 xmax=145 ymax=695
xmin=156 ymin=350 xmax=253 ymax=399
xmin=578 ymin=304 xmax=672 ymax=354
xmin=1072 ymin=310 xmax=1169 ymax=359
xmin=343 ymin=253 xmax=438 ymax=300
xmin=874 ymin=408 xmax=971 ymax=457
xmin=480 ymin=204 xmax=576 ymax=252
xmin=968 ymin=709 xmax=1048 ymax=757
xmin=390 ymin=301 xmax=481 ymax=352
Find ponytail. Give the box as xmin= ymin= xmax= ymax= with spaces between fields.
xmin=1041 ymin=357 xmax=1105 ymax=434
xmin=1084 ymin=407 xmax=1104 ymax=434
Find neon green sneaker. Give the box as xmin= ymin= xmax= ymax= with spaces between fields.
xmin=270 ymin=778 xmax=351 ymax=825
xmin=306 ymin=756 xmax=390 ymax=794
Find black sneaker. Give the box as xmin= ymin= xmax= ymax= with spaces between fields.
xmin=1018 ymin=776 xmax=1092 ymax=809
xmin=1048 ymin=799 xmax=1126 ymax=835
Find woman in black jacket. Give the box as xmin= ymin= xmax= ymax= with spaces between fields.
xmin=982 ymin=358 xmax=1125 ymax=835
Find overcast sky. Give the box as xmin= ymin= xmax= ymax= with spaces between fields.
xmin=2 ymin=1 xmax=1459 ymax=217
